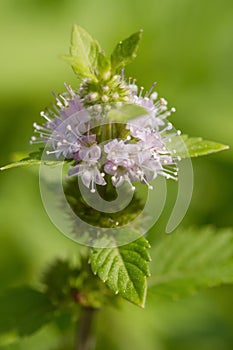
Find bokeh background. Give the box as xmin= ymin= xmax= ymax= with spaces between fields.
xmin=0 ymin=0 xmax=233 ymax=349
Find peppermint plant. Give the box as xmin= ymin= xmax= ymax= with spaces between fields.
xmin=0 ymin=25 xmax=230 ymax=349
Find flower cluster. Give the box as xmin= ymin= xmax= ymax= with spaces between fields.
xmin=31 ymin=76 xmax=181 ymax=193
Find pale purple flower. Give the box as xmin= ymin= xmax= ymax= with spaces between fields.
xmin=68 ymin=145 xmax=106 ymax=193
xmin=128 ymin=80 xmax=176 ymax=126
xmin=30 ymin=84 xmax=91 ymax=159
xmin=31 ymin=79 xmax=181 ymax=192
xmin=104 ymin=134 xmax=177 ymax=190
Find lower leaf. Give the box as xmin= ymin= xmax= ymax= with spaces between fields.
xmin=0 ymin=287 xmax=55 ymax=336
xmin=89 ymin=236 xmax=151 ymax=308
xmin=148 ymin=227 xmax=233 ymax=300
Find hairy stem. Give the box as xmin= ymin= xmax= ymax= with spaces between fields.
xmin=75 ymin=307 xmax=96 ymax=350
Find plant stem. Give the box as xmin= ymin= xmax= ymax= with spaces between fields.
xmin=75 ymin=307 xmax=96 ymax=350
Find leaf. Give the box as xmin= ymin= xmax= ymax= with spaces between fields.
xmin=107 ymin=103 xmax=149 ymax=122
xmin=0 ymin=287 xmax=55 ymax=336
xmin=0 ymin=149 xmax=65 ymax=171
xmin=0 ymin=158 xmax=63 ymax=171
xmin=97 ymin=51 xmax=111 ymax=78
xmin=167 ymin=134 xmax=229 ymax=158
xmin=111 ymin=30 xmax=143 ymax=73
xmin=62 ymin=25 xmax=101 ymax=80
xmin=90 ymin=236 xmax=151 ymax=307
xmin=148 ymin=227 xmax=233 ymax=301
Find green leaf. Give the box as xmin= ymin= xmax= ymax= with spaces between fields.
xmin=97 ymin=51 xmax=111 ymax=78
xmin=90 ymin=236 xmax=151 ymax=307
xmin=62 ymin=25 xmax=101 ymax=80
xmin=0 ymin=287 xmax=54 ymax=336
xmin=148 ymin=227 xmax=233 ymax=301
xmin=0 ymin=159 xmax=42 ymax=171
xmin=107 ymin=103 xmax=149 ymax=122
xmin=167 ymin=134 xmax=229 ymax=158
xmin=111 ymin=30 xmax=143 ymax=73
xmin=0 ymin=149 xmax=65 ymax=171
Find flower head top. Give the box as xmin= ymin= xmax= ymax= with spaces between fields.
xmin=30 ymin=26 xmax=181 ymax=193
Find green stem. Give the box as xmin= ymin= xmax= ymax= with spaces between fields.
xmin=75 ymin=307 xmax=96 ymax=350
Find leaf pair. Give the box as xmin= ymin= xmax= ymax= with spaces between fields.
xmin=62 ymin=25 xmax=143 ymax=80
xmin=0 ymin=135 xmax=228 ymax=171
xmin=1 ymin=225 xmax=233 ymax=339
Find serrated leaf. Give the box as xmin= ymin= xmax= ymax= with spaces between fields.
xmin=111 ymin=30 xmax=143 ymax=73
xmin=90 ymin=237 xmax=151 ymax=307
xmin=148 ymin=227 xmax=233 ymax=300
xmin=63 ymin=25 xmax=101 ymax=80
xmin=167 ymin=134 xmax=229 ymax=158
xmin=0 ymin=287 xmax=54 ymax=336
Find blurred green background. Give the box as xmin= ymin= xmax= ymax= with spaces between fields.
xmin=0 ymin=0 xmax=233 ymax=349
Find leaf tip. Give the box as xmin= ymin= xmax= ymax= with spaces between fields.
xmin=139 ymin=295 xmax=146 ymax=308
xmin=223 ymin=144 xmax=230 ymax=150
xmin=139 ymin=29 xmax=144 ymax=35
xmin=71 ymin=23 xmax=79 ymax=32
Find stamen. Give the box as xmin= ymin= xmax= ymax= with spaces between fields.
xmin=60 ymin=94 xmax=69 ymax=107
xmin=141 ymin=174 xmax=153 ymax=189
xmin=40 ymin=111 xmax=51 ymax=122
xmin=146 ymin=82 xmax=157 ymax=97
xmin=47 ymin=108 xmax=62 ymax=120
xmin=90 ymin=179 xmax=96 ymax=193
xmin=33 ymin=123 xmax=50 ymax=132
xmin=160 ymin=98 xmax=168 ymax=105
xmin=66 ymin=124 xmax=81 ymax=140
xmin=34 ymin=130 xmax=51 ymax=137
xmin=160 ymin=122 xmax=173 ymax=134
xmin=150 ymin=92 xmax=158 ymax=101
xmin=46 ymin=150 xmax=60 ymax=155
xmin=64 ymin=82 xmax=76 ymax=97
xmin=139 ymin=86 xmax=144 ymax=98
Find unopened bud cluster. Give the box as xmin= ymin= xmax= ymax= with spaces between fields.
xmin=79 ymin=73 xmax=130 ymax=107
